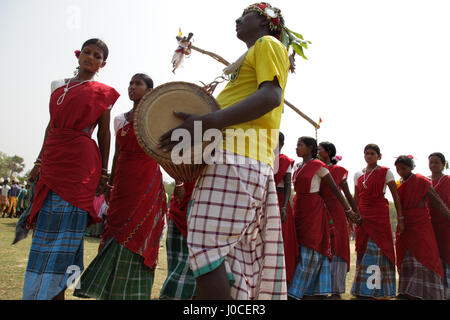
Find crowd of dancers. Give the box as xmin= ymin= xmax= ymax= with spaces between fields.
xmin=15 ymin=2 xmax=450 ymax=301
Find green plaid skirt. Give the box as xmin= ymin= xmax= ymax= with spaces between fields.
xmin=73 ymin=237 xmax=154 ymax=300
xmin=159 ymin=219 xmax=196 ymax=299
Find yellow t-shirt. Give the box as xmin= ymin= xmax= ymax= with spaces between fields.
xmin=216 ymin=35 xmax=290 ymax=167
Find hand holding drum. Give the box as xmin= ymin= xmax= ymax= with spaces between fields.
xmin=134 ymin=82 xmax=219 ymax=182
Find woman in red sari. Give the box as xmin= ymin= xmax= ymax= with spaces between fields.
xmin=288 ymin=137 xmax=359 ymax=300
xmin=318 ymin=141 xmax=359 ymax=299
xmin=23 ymin=39 xmax=120 ymax=300
xmin=395 ymin=155 xmax=449 ymax=299
xmin=428 ymin=152 xmax=450 ymax=299
xmin=351 ymin=144 xmax=403 ymax=299
xmin=74 ymin=74 xmax=167 ymax=300
xmin=274 ymin=132 xmax=298 ymax=287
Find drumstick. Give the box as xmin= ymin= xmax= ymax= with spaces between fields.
xmin=189 ymin=44 xmax=320 ymax=129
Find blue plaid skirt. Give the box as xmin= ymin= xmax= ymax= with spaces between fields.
xmin=444 ymin=260 xmax=450 ymax=300
xmin=331 ymin=255 xmax=347 ymax=294
xmin=288 ymin=245 xmax=331 ymax=299
xmin=350 ymin=237 xmax=396 ymax=299
xmin=22 ymin=190 xmax=88 ymax=300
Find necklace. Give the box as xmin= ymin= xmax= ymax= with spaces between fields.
xmin=121 ymin=111 xmax=134 ymax=136
xmin=121 ymin=124 xmax=131 ymax=136
xmin=57 ymin=78 xmax=92 ymax=105
xmin=432 ymin=174 xmax=446 ymax=189
xmin=293 ymin=159 xmax=311 ymax=183
xmin=400 ymin=173 xmax=414 ymax=184
xmin=362 ymin=165 xmax=378 ymax=189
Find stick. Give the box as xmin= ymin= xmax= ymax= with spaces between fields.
xmin=189 ymin=44 xmax=320 ymax=129
xmin=190 ymin=45 xmax=231 ymax=66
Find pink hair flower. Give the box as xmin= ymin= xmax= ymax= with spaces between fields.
xmin=74 ymin=50 xmax=81 ymax=58
xmin=407 ymin=155 xmax=414 ymax=159
xmin=335 ymin=155 xmax=343 ymax=161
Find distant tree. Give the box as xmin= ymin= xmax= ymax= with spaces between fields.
xmin=0 ymin=152 xmax=25 ymax=179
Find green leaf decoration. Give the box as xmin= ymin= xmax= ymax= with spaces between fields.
xmin=286 ymin=27 xmax=305 ymax=40
xmin=292 ymin=43 xmax=308 ymax=60
xmin=280 ymin=28 xmax=290 ymax=48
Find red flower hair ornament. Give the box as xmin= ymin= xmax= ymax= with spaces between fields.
xmin=243 ymin=2 xmax=311 ymax=62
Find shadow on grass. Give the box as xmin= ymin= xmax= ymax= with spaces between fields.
xmin=3 ymin=222 xmax=19 ymax=228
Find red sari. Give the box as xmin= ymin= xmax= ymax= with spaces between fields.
xmin=274 ymin=154 xmax=298 ymax=283
xmin=28 ymin=81 xmax=119 ymax=229
xmin=355 ymin=166 xmax=395 ymax=265
xmin=168 ymin=181 xmax=195 ymax=237
xmin=320 ymin=164 xmax=351 ymax=271
xmin=101 ymin=119 xmax=167 ymax=270
xmin=293 ymin=159 xmax=332 ymax=260
xmin=429 ymin=175 xmax=450 ymax=266
xmin=395 ymin=174 xmax=444 ymax=278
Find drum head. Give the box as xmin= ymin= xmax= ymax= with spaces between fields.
xmin=134 ymin=82 xmax=220 ymax=162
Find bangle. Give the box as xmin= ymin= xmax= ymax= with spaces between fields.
xmin=398 ymin=216 xmax=405 ymax=220
xmin=345 ymin=208 xmax=352 ymax=213
xmin=34 ymin=162 xmax=42 ymax=166
xmin=101 ymin=174 xmax=108 ymax=179
xmin=175 ymin=182 xmax=184 ymax=187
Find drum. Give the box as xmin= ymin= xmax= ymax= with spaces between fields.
xmin=134 ymin=82 xmax=220 ymax=182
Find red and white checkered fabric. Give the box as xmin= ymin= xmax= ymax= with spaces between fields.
xmin=187 ymin=151 xmax=287 ymax=300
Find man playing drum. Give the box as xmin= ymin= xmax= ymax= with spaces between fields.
xmin=159 ymin=2 xmax=292 ymax=300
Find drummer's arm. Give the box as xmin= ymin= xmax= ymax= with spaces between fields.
xmin=206 ymin=78 xmax=282 ymax=130
xmin=159 ymin=78 xmax=281 ymax=150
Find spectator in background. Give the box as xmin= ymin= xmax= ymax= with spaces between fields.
xmin=1 ymin=178 xmax=11 ymax=217
xmin=17 ymin=183 xmax=28 ymax=217
xmin=7 ymin=178 xmax=22 ymax=218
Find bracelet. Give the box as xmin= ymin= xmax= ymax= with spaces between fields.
xmin=398 ymin=216 xmax=405 ymax=220
xmin=345 ymin=208 xmax=352 ymax=213
xmin=101 ymin=174 xmax=108 ymax=179
xmin=175 ymin=182 xmax=184 ymax=187
xmin=34 ymin=162 xmax=42 ymax=166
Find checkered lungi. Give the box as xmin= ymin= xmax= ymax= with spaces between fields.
xmin=444 ymin=260 xmax=450 ymax=300
xmin=330 ymin=255 xmax=347 ymax=294
xmin=187 ymin=151 xmax=287 ymax=300
xmin=74 ymin=237 xmax=154 ymax=300
xmin=398 ymin=249 xmax=444 ymax=300
xmin=288 ymin=245 xmax=332 ymax=299
xmin=351 ymin=237 xmax=396 ymax=299
xmin=159 ymin=219 xmax=196 ymax=299
xmin=22 ymin=190 xmax=88 ymax=300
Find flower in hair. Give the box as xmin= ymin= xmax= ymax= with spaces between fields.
xmin=407 ymin=155 xmax=414 ymax=159
xmin=74 ymin=50 xmax=81 ymax=58
xmin=336 ymin=155 xmax=343 ymax=161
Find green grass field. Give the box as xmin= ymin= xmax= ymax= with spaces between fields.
xmin=0 ymin=217 xmax=363 ymax=300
